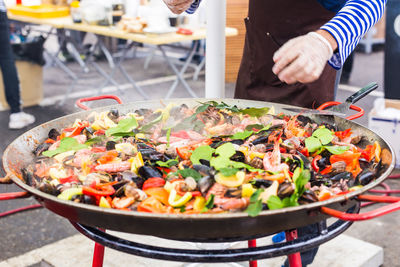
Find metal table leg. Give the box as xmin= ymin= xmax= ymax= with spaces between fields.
xmin=158 ymin=44 xmax=198 ymax=99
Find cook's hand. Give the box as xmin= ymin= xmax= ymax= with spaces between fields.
xmin=272 ymin=30 xmax=336 ymax=84
xmin=163 ymin=0 xmax=193 ymax=14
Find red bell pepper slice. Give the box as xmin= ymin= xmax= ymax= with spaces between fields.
xmin=82 ymin=185 xmax=115 ymax=196
xmin=301 ymin=148 xmax=309 ymax=157
xmin=44 ymin=138 xmax=56 ymax=144
xmin=91 ymin=146 xmax=107 ymax=153
xmin=142 ymin=177 xmax=166 ymax=191
xmin=94 ymin=129 xmax=105 ymax=136
xmin=320 ymin=165 xmax=332 ymax=175
xmin=330 ymin=151 xmax=362 ymax=177
xmin=176 ymin=146 xmax=192 ymax=160
xmin=59 ymin=176 xmax=79 ymax=184
xmin=137 ymin=196 xmax=167 ymax=213
xmin=98 ymin=150 xmax=119 ymax=164
xmin=334 ymin=129 xmax=352 ymax=139
xmin=312 ymin=155 xmax=322 ymax=172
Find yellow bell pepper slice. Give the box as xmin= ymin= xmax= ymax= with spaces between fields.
xmin=215 ymin=171 xmax=245 ymax=188
xmin=99 ymin=196 xmax=111 ymax=208
xmin=242 ymin=183 xmax=256 ymax=198
xmin=168 ymin=189 xmax=192 ymax=207
xmin=130 ymin=152 xmax=144 ymax=173
xmin=193 ymin=196 xmax=206 ymax=212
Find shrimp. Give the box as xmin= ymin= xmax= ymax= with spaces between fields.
xmin=263 ymin=141 xmax=288 ymax=172
xmin=95 ymin=161 xmax=131 ymax=173
xmin=214 ymin=197 xmax=250 ymax=211
xmin=73 ymin=149 xmax=93 ymax=167
xmin=206 ymin=183 xmax=227 ymax=199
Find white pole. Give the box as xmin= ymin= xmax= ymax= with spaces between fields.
xmin=205 ymin=0 xmax=226 ymax=98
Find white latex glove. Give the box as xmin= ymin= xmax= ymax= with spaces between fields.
xmin=163 ymin=0 xmax=193 ymax=14
xmin=272 ymin=32 xmax=334 ymax=84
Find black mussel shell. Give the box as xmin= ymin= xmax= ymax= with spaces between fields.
xmin=34 ymin=143 xmax=51 ymax=157
xmin=108 ymin=108 xmax=119 ymax=121
xmin=199 ymin=159 xmax=210 ymax=167
xmin=310 ymin=177 xmax=332 ymax=187
xmin=84 ymin=127 xmax=96 ymax=136
xmin=38 ymin=183 xmax=60 ymax=196
xmin=192 ymin=164 xmax=212 ymax=176
xmin=136 ymin=142 xmax=152 ymax=150
xmin=138 ymin=166 xmax=162 ymax=179
xmin=356 ymin=170 xmax=375 ymax=186
xmin=252 ymin=135 xmax=269 ymax=146
xmin=295 ymin=152 xmax=311 ymax=170
xmin=139 ymin=148 xmax=164 ymax=162
xmin=320 ymin=123 xmax=337 ymax=132
xmin=135 ymin=108 xmax=152 ymax=116
xmin=225 ymin=188 xmax=242 ymax=198
xmin=277 ymin=182 xmax=295 ymax=198
xmin=296 ymin=115 xmax=314 ymax=126
xmin=330 ymin=172 xmax=352 ymax=182
xmin=262 ymin=203 xmax=269 ymax=210
xmin=21 ymin=166 xmax=38 ymax=186
xmin=298 ymin=190 xmax=318 ymax=204
xmin=48 ymin=128 xmax=60 ymax=140
xmin=106 ymin=141 xmax=117 ymax=150
xmin=112 ymin=180 xmax=129 ymax=191
xmin=252 ymin=179 xmax=273 ymax=189
xmin=230 ymin=139 xmax=244 ymax=145
xmin=230 ymin=151 xmax=245 ymax=162
xmin=316 ymin=156 xmax=329 ymax=170
xmin=198 ymin=176 xmax=214 ymax=195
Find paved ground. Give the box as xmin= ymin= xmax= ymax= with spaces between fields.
xmin=0 ymin=37 xmax=399 ymax=267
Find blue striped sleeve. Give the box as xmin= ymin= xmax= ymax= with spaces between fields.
xmin=186 ymin=0 xmax=201 ymax=14
xmin=320 ymin=0 xmax=386 ymax=69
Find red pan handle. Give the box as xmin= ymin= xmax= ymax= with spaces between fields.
xmin=76 ymin=95 xmax=123 ymax=111
xmin=317 ymin=101 xmax=364 ymax=120
xmin=321 ymin=194 xmax=400 ymax=221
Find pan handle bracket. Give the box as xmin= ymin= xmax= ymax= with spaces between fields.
xmin=76 ymin=95 xmax=123 ymax=110
xmin=321 ymin=194 xmax=400 ymax=221
xmin=317 ymin=101 xmax=364 ymax=120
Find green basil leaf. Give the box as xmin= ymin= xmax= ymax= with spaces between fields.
xmin=231 ymin=130 xmax=253 ymax=140
xmin=85 ymin=136 xmax=105 ymax=146
xmin=219 ymin=168 xmax=239 ymax=176
xmin=215 ymin=142 xmax=236 ymax=159
xmin=267 ymin=195 xmax=284 ymax=210
xmin=312 ymin=128 xmax=333 ymax=145
xmin=43 ymin=137 xmax=88 ymax=157
xmin=106 ymin=116 xmax=138 ymax=136
xmin=240 ymin=107 xmax=270 ymax=117
xmin=324 ymin=145 xmax=349 ymax=155
xmin=245 ymin=124 xmax=265 ymax=131
xmin=294 ymin=168 xmax=311 ymax=196
xmin=305 ymin=136 xmax=322 ymax=153
xmin=245 ymin=188 xmax=264 ymax=217
xmin=190 ymin=145 xmax=215 ymax=165
xmin=202 ymin=194 xmax=215 ymax=212
xmin=175 ymin=169 xmax=202 ymax=181
xmin=156 ymin=159 xmax=178 ymax=168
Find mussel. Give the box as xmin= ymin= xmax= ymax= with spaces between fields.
xmin=277 ymin=182 xmax=295 ymax=198
xmin=48 ymin=128 xmax=60 ymax=140
xmin=230 ymin=151 xmax=245 ymax=162
xmin=34 ymin=143 xmax=51 ymax=156
xmin=38 ymin=182 xmax=59 ymax=196
xmin=356 ymin=170 xmax=375 ymax=186
xmin=198 ymin=176 xmax=214 ymax=195
xmin=252 ymin=135 xmax=269 ymax=146
xmin=106 ymin=141 xmax=116 ymax=150
xmin=252 ymin=179 xmax=273 ymax=189
xmin=296 ymin=115 xmax=314 ymax=126
xmin=192 ymin=164 xmax=212 ymax=176
xmin=139 ymin=148 xmax=165 ymax=161
xmin=107 ymin=108 xmax=119 ymax=121
xmin=21 ymin=166 xmax=38 ymax=186
xmin=138 ymin=166 xmax=162 ymax=179
xmin=330 ymin=172 xmax=352 ymax=182
xmin=225 ymin=188 xmax=242 ymax=198
xmin=298 ymin=190 xmax=318 ymax=204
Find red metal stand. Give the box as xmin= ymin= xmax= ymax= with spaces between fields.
xmin=248 ymin=239 xmax=258 ymax=267
xmin=92 ymin=229 xmax=106 ymax=267
xmin=285 ymin=230 xmax=303 ymax=267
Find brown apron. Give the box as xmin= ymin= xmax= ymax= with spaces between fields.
xmin=234 ymin=0 xmax=337 ymax=109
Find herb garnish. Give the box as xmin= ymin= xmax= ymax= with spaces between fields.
xmin=245 ymin=188 xmax=265 ymax=217
xmin=105 ymin=116 xmax=138 ymax=136
xmin=43 ymin=137 xmax=89 ymax=157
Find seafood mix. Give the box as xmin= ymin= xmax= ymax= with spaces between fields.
xmin=24 ymin=101 xmax=390 ymax=216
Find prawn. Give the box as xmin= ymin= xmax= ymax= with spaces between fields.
xmin=95 ymin=161 xmax=131 ymax=173
xmin=263 ymin=141 xmax=288 ymax=172
xmin=214 ymin=197 xmax=250 ymax=211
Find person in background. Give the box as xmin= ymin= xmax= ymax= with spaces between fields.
xmin=162 ymin=0 xmax=385 ymax=266
xmin=0 ymin=0 xmax=35 ymax=129
xmin=164 ymin=0 xmax=385 ymax=108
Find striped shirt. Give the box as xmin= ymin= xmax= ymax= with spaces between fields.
xmin=186 ymin=0 xmax=386 ymax=69
xmin=0 ymin=0 xmax=6 ymax=12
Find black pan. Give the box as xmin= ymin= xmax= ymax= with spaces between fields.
xmin=1 ymin=98 xmax=395 ymax=241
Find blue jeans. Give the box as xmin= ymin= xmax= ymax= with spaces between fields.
xmin=0 ymin=11 xmax=21 ymax=113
